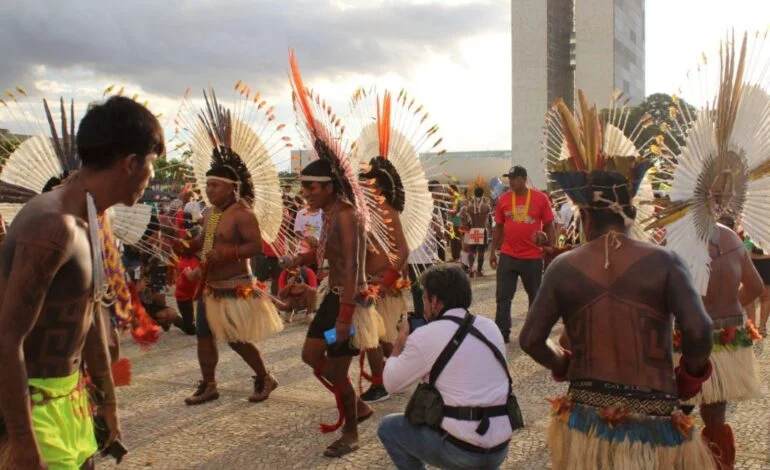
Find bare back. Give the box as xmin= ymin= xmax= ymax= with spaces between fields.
xmin=0 ymin=190 xmax=93 ymax=378
xmin=365 ymin=202 xmax=408 ymax=279
xmin=465 ymin=198 xmax=491 ymax=229
xmin=529 ymin=236 xmax=706 ymax=395
xmin=703 ymin=225 xmax=752 ymax=324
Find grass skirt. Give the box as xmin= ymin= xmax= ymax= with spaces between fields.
xmin=674 ymin=345 xmax=760 ymax=405
xmin=204 ymin=289 xmax=284 ymax=343
xmin=375 ymin=291 xmax=408 ymax=343
xmin=351 ymin=302 xmax=385 ymax=350
xmin=548 ymin=399 xmax=716 ymax=470
xmin=673 ymin=321 xmax=761 ymax=405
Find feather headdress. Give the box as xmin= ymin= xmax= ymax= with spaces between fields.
xmin=646 ymin=31 xmax=770 ymax=294
xmin=348 ymin=87 xmax=446 ymax=258
xmin=173 ymin=85 xmax=289 ymax=244
xmin=544 ymin=89 xmax=654 ymax=236
xmin=288 ymin=50 xmax=368 ymax=227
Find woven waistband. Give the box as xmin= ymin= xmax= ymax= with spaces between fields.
xmin=568 ymin=380 xmax=678 ymax=416
xmin=207 ymin=275 xmax=255 ymax=290
xmin=711 ymin=314 xmax=745 ymax=329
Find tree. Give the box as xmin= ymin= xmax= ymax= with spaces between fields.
xmin=150 ymin=157 xmax=193 ymax=192
xmin=0 ymin=138 xmax=20 ymax=167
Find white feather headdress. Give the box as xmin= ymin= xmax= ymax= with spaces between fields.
xmin=173 ymin=85 xmax=289 ymax=245
xmin=347 ymin=87 xmax=446 ymax=259
xmin=648 ymin=32 xmax=770 ymax=294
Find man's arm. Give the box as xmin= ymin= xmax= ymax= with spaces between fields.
xmin=338 ymin=207 xmax=360 ymax=306
xmin=0 ymin=217 xmax=73 ymax=464
xmin=667 ymin=252 xmax=713 ymax=376
xmin=389 ymin=212 xmax=410 ymax=273
xmin=519 ymin=258 xmax=569 ymax=375
xmin=383 ymin=330 xmax=429 ymax=394
xmin=82 ymin=298 xmax=122 ymax=448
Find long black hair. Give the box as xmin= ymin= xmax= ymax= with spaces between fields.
xmin=360 ymin=156 xmax=405 ymax=212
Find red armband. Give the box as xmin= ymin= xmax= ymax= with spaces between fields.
xmin=675 ymin=357 xmax=712 ymax=400
xmin=338 ymin=302 xmax=355 ymax=323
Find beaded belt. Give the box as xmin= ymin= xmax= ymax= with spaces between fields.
xmin=568 ymin=380 xmax=678 ymax=416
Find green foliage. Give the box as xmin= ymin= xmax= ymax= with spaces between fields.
xmin=0 ymin=138 xmax=20 ymax=167
xmin=150 ymin=157 xmax=193 ymax=192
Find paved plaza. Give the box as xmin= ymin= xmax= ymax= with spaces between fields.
xmin=101 ymin=274 xmax=770 ymax=469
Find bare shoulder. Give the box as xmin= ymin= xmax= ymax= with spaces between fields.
xmin=10 ymin=209 xmax=79 ymax=252
xmin=232 ymin=204 xmax=258 ymax=222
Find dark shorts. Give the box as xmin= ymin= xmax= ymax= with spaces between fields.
xmin=195 ymin=299 xmax=212 ymax=338
xmin=306 ymin=292 xmax=360 ymax=357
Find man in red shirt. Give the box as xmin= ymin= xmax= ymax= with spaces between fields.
xmin=489 ymin=166 xmax=555 ymax=342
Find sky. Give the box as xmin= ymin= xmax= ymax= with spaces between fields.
xmin=1 ymin=0 xmax=769 ymax=169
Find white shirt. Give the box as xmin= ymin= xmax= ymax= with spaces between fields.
xmin=557 ymin=202 xmax=573 ymax=227
xmin=184 ymin=200 xmax=202 ymax=221
xmin=293 ymin=208 xmax=323 ymax=239
xmin=384 ymin=308 xmax=513 ymax=448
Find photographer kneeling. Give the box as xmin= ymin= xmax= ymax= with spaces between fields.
xmin=378 ymin=265 xmax=522 ymax=470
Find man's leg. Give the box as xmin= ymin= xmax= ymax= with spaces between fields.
xmin=495 ymin=254 xmax=519 ymax=342
xmin=228 ymin=341 xmax=277 ymax=402
xmin=304 ymin=288 xmax=317 ymax=324
xmin=759 ymin=286 xmax=770 ymax=334
xmin=519 ymin=258 xmax=544 ymax=307
xmin=377 ymin=413 xmax=450 ymax=470
xmin=186 ymin=300 xmax=220 ymax=405
xmin=476 ymin=245 xmax=487 ymax=274
xmin=701 ymin=402 xmax=734 ymax=470
xmin=361 ymin=345 xmax=389 ymax=403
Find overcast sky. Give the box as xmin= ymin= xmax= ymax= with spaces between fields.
xmin=1 ymin=0 xmax=769 ymax=167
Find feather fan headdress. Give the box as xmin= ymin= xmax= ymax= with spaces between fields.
xmin=646 ymin=31 xmax=770 ymax=294
xmin=544 ymin=89 xmax=654 ymax=235
xmin=173 ymin=85 xmax=289 ymax=244
xmin=348 ymin=87 xmax=446 ymax=257
xmin=288 ymin=49 xmax=368 ymax=227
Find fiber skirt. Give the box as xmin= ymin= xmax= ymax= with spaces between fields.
xmin=375 ymin=291 xmax=408 ymax=343
xmin=204 ymin=285 xmax=284 ymax=343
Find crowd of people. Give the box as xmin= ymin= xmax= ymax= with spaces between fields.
xmin=2 ymin=39 xmax=770 ymax=470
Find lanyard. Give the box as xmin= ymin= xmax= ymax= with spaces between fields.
xmin=511 ymin=190 xmax=531 ymax=223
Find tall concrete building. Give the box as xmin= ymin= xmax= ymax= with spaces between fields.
xmin=512 ymin=0 xmax=645 ymax=187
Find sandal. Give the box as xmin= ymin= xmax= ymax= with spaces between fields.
xmin=323 ymin=438 xmax=359 ymax=458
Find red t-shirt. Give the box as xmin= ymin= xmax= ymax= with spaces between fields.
xmin=494 ymin=189 xmax=554 ymax=259
xmin=278 ymin=267 xmax=318 ymax=290
xmin=262 ymin=240 xmax=278 ymax=258
xmin=175 ymin=256 xmax=201 ymax=301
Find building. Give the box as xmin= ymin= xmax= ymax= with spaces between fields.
xmin=290 ymin=149 xmax=514 ymax=186
xmin=512 ymin=0 xmax=645 ymax=187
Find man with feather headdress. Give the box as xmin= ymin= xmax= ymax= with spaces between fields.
xmin=178 ymin=89 xmax=285 ymax=407
xmin=519 ymin=91 xmax=717 ymax=469
xmin=459 ymin=177 xmax=492 ymax=277
xmin=0 ymin=96 xmax=163 ymax=468
xmin=280 ymin=51 xmax=384 ymax=458
xmin=647 ymin=34 xmax=769 ymax=469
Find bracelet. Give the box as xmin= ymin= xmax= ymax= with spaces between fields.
xmin=675 ymin=357 xmax=713 ymax=400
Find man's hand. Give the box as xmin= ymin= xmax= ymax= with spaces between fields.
xmin=8 ymin=437 xmax=47 ymax=469
xmin=533 ymin=231 xmax=548 ymax=246
xmin=391 ymin=315 xmax=410 ymax=357
xmin=98 ymin=404 xmax=123 ymax=456
xmin=489 ymin=252 xmax=498 ymax=270
xmin=335 ymin=319 xmax=352 ymax=344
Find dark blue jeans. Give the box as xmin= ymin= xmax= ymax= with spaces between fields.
xmin=378 ymin=414 xmax=508 ymax=470
xmin=494 ymin=255 xmax=543 ymax=338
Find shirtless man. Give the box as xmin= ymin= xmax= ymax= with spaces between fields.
xmin=0 ymin=96 xmax=163 ymax=469
xmin=459 ymin=186 xmax=492 ymax=277
xmin=184 ymin=151 xmax=284 ymax=406
xmin=519 ymin=172 xmax=717 ymax=469
xmin=674 ymin=220 xmax=764 ymax=469
xmin=359 ymin=157 xmax=410 ymax=403
xmin=283 ymin=158 xmax=379 ymax=458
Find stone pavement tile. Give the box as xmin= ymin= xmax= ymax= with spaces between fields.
xmin=96 ymin=276 xmax=770 ymax=469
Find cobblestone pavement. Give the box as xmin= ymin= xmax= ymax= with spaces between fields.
xmin=101 ymin=274 xmax=770 ymax=469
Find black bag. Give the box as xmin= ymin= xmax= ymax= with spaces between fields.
xmin=405 ymin=311 xmax=524 ymax=433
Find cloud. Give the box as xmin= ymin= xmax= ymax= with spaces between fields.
xmin=0 ymin=0 xmax=508 ymax=99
